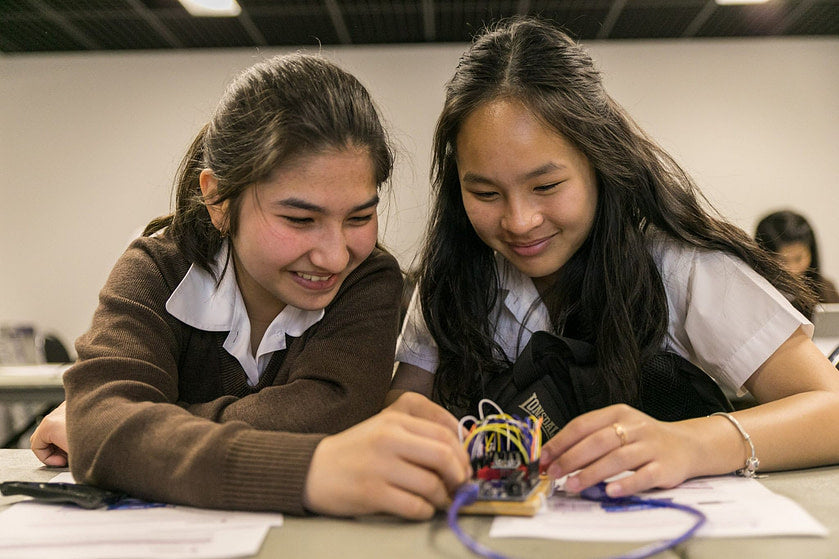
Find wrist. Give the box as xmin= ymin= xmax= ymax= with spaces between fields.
xmin=301 ymin=436 xmax=332 ymax=515
xmin=711 ymin=412 xmax=759 ymax=477
xmin=681 ymin=415 xmax=747 ymax=479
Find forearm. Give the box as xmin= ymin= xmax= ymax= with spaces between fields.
xmin=186 ymin=376 xmax=388 ymax=434
xmin=67 ymin=382 xmax=326 ymax=514
xmin=389 ymin=362 xmax=435 ymax=405
xmin=685 ymin=390 xmax=839 ymax=479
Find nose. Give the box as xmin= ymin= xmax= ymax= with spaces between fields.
xmin=500 ymin=197 xmax=543 ymax=235
xmin=309 ymin=226 xmax=351 ymax=273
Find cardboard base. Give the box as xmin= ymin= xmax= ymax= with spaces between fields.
xmin=459 ymin=477 xmax=552 ymax=517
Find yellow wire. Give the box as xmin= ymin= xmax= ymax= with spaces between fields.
xmin=466 ymin=424 xmax=530 ymax=462
xmin=462 ymin=413 xmax=543 ymax=465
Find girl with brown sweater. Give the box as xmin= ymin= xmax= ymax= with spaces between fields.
xmin=31 ymin=53 xmax=469 ymax=519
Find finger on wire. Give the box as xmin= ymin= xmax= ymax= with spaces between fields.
xmin=551 ymin=421 xmax=633 ymax=478
xmin=564 ymin=445 xmax=646 ymax=495
xmin=390 ymin=413 xmax=471 ymax=483
xmin=389 ymin=424 xmax=471 ymax=492
xmin=541 ymin=404 xmax=631 ymax=477
xmin=602 ymin=460 xmax=679 ymax=498
xmin=541 ymin=405 xmax=635 ymax=468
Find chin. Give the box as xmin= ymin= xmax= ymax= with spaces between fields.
xmin=506 ymin=258 xmax=555 ymax=277
xmin=289 ymin=292 xmax=339 ymax=311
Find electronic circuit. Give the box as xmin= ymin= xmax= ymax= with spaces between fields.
xmin=459 ymin=399 xmax=545 ymax=504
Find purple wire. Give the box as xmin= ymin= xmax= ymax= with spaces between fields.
xmin=602 ymin=497 xmax=707 ymax=559
xmin=578 ymin=490 xmax=707 ymax=559
xmin=447 ymin=483 xmax=707 ymax=559
xmin=453 ymin=413 xmax=703 ymax=559
xmin=447 ymin=484 xmax=513 ymax=559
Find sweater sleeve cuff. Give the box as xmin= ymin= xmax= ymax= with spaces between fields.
xmin=221 ymin=430 xmax=326 ymax=515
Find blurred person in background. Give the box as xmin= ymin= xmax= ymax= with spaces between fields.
xmin=756 ymin=210 xmax=839 ymax=308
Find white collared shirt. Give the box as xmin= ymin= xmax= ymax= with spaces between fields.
xmin=395 ymin=238 xmax=811 ymax=394
xmin=396 ymin=253 xmax=550 ymax=372
xmin=166 ymin=241 xmax=324 ymax=386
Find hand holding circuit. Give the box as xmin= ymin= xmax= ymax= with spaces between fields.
xmin=540 ymin=404 xmax=700 ymax=498
xmin=302 ymin=392 xmax=471 ymax=519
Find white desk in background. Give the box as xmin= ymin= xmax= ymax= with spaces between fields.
xmin=0 ymin=364 xmax=68 ymax=404
xmin=814 ymin=336 xmax=839 ymax=361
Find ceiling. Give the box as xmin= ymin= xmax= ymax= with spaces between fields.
xmin=2 ymin=0 xmax=838 ymax=55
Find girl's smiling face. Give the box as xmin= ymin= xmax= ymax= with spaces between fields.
xmin=203 ymin=146 xmax=379 ymax=323
xmin=456 ymin=99 xmax=598 ymax=292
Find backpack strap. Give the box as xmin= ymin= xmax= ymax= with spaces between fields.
xmin=479 ymin=331 xmax=732 ymax=442
xmin=639 ymin=353 xmax=734 ymax=420
xmin=481 ymin=331 xmax=603 ymax=442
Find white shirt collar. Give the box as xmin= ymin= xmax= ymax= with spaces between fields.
xmin=494 ymin=252 xmax=550 ymax=332
xmin=166 ymin=240 xmax=324 ymax=386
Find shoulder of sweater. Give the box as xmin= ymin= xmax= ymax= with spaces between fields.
xmin=118 ymin=232 xmax=192 ymax=290
xmin=329 ymin=246 xmax=402 ymax=303
xmin=342 ymin=246 xmax=402 ymax=283
xmin=366 ymin=245 xmax=401 ymax=273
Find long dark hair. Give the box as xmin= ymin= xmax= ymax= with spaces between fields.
xmin=421 ymin=17 xmax=815 ymax=412
xmin=755 ymin=210 xmax=830 ymax=305
xmin=144 ymin=54 xmax=393 ymax=276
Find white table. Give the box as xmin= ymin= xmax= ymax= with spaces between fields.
xmin=2 ymin=449 xmax=838 ymax=559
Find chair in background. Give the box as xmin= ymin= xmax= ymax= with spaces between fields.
xmin=0 ymin=327 xmax=71 ymax=448
xmin=42 ymin=334 xmax=71 ymax=364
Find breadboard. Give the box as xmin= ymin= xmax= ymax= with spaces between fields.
xmin=458 ymin=477 xmax=551 ymax=517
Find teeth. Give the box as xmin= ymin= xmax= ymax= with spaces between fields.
xmin=296 ymin=272 xmax=331 ymax=282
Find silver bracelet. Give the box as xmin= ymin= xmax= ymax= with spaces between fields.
xmin=711 ymin=412 xmax=759 ymax=478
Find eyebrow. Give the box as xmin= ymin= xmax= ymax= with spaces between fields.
xmin=273 ymin=194 xmax=380 ymax=214
xmin=461 ymin=162 xmax=566 ymax=185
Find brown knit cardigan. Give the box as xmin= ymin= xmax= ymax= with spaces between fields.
xmin=64 ymin=232 xmax=402 ymax=514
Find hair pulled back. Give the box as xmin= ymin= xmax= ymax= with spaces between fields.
xmin=145 ymin=53 xmax=393 ymax=276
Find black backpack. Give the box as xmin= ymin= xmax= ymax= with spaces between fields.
xmin=481 ymin=331 xmax=733 ymax=442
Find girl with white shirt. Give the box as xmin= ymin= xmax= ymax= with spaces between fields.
xmin=390 ymin=17 xmax=839 ymax=499
xmin=30 ymin=53 xmax=469 ymax=519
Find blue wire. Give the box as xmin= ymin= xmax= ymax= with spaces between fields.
xmin=447 ymin=484 xmax=513 ymax=559
xmin=579 ymin=485 xmax=707 ymax=559
xmin=447 ymin=482 xmax=707 ymax=559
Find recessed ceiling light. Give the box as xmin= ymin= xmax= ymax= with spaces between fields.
xmin=178 ymin=0 xmax=242 ymax=17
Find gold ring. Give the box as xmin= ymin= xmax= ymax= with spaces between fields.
xmin=612 ymin=423 xmax=627 ymax=447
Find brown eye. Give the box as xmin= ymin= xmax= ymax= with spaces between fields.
xmin=349 ymin=214 xmax=374 ymax=224
xmin=282 ymin=216 xmax=313 ymax=225
xmin=534 ymin=182 xmax=560 ymax=192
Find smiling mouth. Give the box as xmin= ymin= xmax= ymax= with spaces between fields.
xmin=295 ymin=271 xmax=333 ymax=282
xmin=507 ymin=235 xmax=555 ymax=256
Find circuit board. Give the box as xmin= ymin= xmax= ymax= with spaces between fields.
xmin=458 ymin=400 xmax=551 ymax=516
xmin=473 ymin=452 xmax=542 ymax=501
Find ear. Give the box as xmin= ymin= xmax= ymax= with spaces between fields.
xmin=199 ymin=169 xmax=229 ymax=234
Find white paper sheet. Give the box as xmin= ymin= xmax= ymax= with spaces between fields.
xmin=490 ymin=474 xmax=827 ymax=541
xmin=0 ymin=473 xmax=283 ymax=559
